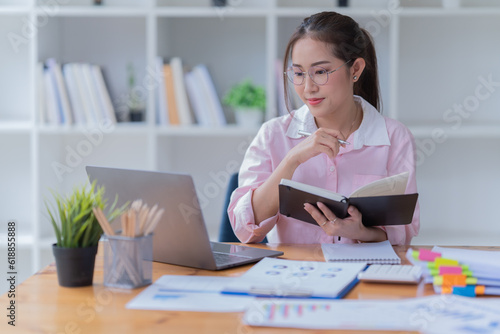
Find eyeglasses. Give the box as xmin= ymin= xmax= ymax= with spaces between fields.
xmin=285 ymin=59 xmax=352 ymax=86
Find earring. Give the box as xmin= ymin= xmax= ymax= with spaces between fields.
xmin=353 ymin=76 xmax=358 ymax=81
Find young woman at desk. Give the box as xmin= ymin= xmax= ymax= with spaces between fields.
xmin=228 ymin=11 xmax=419 ymax=245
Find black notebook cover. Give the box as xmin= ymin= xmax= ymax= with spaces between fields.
xmin=279 ymin=184 xmax=418 ymax=227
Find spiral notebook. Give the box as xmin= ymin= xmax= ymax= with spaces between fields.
xmin=321 ymin=240 xmax=401 ymax=264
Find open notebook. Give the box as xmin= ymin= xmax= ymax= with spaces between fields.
xmin=321 ymin=240 xmax=401 ymax=265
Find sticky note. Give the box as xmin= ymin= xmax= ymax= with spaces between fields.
xmin=442 ymin=274 xmax=467 ymax=286
xmin=418 ymin=249 xmax=441 ymax=261
xmin=439 ymin=266 xmax=463 ymax=275
xmin=434 ymin=258 xmax=459 ymax=266
xmin=427 ymin=262 xmax=469 ymax=270
xmin=441 ymin=285 xmax=453 ymax=294
xmin=434 ymin=276 xmax=443 ymax=285
xmin=452 ymin=286 xmax=476 ymax=297
xmin=435 ymin=275 xmax=478 ymax=286
xmin=475 ymin=285 xmax=485 ymax=295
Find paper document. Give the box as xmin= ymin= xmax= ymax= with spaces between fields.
xmin=432 ymin=246 xmax=500 ymax=272
xmin=244 ymin=295 xmax=500 ymax=333
xmin=126 ymin=275 xmax=255 ymax=312
xmin=222 ymin=257 xmax=366 ymax=299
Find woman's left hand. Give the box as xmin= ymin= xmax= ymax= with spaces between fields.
xmin=303 ymin=202 xmax=387 ymax=242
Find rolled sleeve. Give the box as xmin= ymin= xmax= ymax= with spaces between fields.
xmin=227 ymin=121 xmax=283 ymax=243
xmin=228 ymin=187 xmax=278 ymax=243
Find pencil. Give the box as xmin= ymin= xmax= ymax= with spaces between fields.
xmin=297 ymin=130 xmax=350 ymax=145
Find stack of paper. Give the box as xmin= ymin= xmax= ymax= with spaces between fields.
xmin=408 ymin=246 xmax=500 ymax=297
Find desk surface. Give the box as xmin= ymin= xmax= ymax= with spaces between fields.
xmin=1 ymin=244 xmax=498 ymax=334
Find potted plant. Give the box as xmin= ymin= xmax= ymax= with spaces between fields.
xmin=46 ymin=181 xmax=125 ymax=287
xmin=223 ymin=79 xmax=266 ymax=127
xmin=126 ymin=62 xmax=145 ymax=122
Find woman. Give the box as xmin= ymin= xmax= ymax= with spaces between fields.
xmin=228 ymin=11 xmax=419 ymax=245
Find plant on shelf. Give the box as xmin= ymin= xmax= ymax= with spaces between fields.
xmin=46 ymin=181 xmax=126 ymax=287
xmin=126 ymin=62 xmax=145 ymax=122
xmin=223 ymin=79 xmax=266 ymax=126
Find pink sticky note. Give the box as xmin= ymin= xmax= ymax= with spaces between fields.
xmin=419 ymin=249 xmax=441 ymax=261
xmin=439 ymin=266 xmax=462 ymax=275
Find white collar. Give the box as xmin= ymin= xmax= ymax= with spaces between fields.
xmin=286 ymin=96 xmax=390 ymax=149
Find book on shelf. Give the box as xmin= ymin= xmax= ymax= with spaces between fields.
xmin=184 ymin=69 xmax=210 ymax=126
xmin=81 ymin=63 xmax=105 ymax=122
xmin=72 ymin=63 xmax=97 ymax=124
xmin=279 ymin=171 xmax=418 ymax=227
xmin=62 ymin=63 xmax=86 ymax=125
xmin=40 ymin=59 xmax=116 ymax=126
xmin=155 ymin=57 xmax=168 ymax=125
xmin=46 ymin=58 xmax=73 ymax=125
xmin=157 ymin=57 xmax=226 ymax=127
xmin=170 ymin=57 xmax=194 ymax=126
xmin=36 ymin=62 xmax=46 ymax=124
xmin=43 ymin=69 xmax=60 ymax=125
xmin=191 ymin=64 xmax=226 ymax=126
xmin=163 ymin=63 xmax=180 ymax=125
xmin=90 ymin=65 xmax=117 ymax=124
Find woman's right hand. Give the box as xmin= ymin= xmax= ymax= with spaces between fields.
xmin=286 ymin=128 xmax=346 ymax=166
xmin=251 ymin=128 xmax=345 ymax=224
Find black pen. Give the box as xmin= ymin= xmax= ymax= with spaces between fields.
xmin=297 ymin=130 xmax=351 ymax=145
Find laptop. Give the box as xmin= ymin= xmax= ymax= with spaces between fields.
xmin=86 ymin=166 xmax=283 ymax=270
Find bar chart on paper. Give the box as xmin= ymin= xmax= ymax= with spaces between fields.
xmin=243 ymin=296 xmax=500 ymax=332
xmin=243 ymin=299 xmax=418 ymax=331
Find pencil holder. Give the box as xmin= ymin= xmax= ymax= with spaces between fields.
xmin=103 ymin=234 xmax=153 ymax=289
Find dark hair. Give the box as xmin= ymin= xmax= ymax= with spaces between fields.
xmin=283 ymin=11 xmax=381 ymax=112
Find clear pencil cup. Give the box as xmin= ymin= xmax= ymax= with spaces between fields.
xmin=103 ymin=234 xmax=153 ymax=289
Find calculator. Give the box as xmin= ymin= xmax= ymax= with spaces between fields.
xmin=357 ymin=264 xmax=423 ymax=284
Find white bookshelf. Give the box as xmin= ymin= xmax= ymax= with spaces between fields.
xmin=1 ymin=0 xmax=500 ymax=294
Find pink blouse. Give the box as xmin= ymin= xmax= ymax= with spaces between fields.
xmin=228 ymin=96 xmax=420 ymax=245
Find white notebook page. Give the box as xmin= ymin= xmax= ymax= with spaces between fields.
xmin=322 ymin=240 xmax=401 ymax=264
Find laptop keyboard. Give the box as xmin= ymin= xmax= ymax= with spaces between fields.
xmin=213 ymin=252 xmax=251 ymax=265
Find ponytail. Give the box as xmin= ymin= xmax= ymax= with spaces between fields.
xmin=354 ymin=28 xmax=380 ymax=111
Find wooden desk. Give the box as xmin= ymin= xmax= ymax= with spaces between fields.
xmin=1 ymin=244 xmax=497 ymax=333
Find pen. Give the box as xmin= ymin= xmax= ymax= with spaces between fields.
xmin=297 ymin=130 xmax=351 ymax=145
xmin=298 ymin=129 xmax=344 ymax=241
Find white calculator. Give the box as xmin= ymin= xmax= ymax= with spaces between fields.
xmin=357 ymin=264 xmax=423 ymax=284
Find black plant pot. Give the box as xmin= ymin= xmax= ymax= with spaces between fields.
xmin=52 ymin=244 xmax=98 ymax=287
xmin=212 ymin=0 xmax=226 ymax=6
xmin=129 ymin=108 xmax=144 ymax=122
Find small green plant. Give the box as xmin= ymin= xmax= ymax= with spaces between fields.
xmin=127 ymin=62 xmax=143 ymax=111
xmin=223 ymin=79 xmax=266 ymax=111
xmin=46 ymin=181 xmax=126 ymax=248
